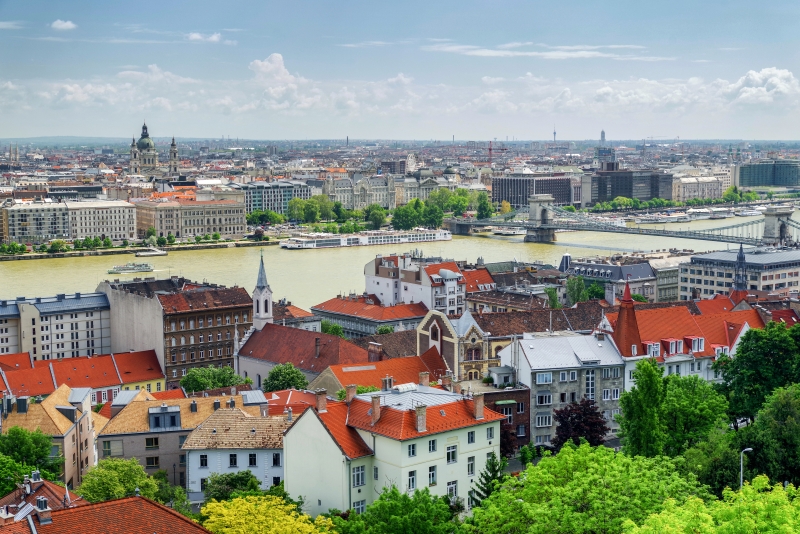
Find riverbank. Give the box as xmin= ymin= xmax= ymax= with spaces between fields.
xmin=0 ymin=240 xmax=278 ymax=262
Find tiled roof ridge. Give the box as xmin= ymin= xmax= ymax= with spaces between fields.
xmin=109 ymin=354 xmax=123 ymax=384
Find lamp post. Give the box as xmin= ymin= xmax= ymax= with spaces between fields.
xmin=740 ymin=448 xmax=753 ymax=489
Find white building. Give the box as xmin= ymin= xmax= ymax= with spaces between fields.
xmin=65 ymin=200 xmax=137 ymax=243
xmin=284 ymin=381 xmax=505 ymax=517
xmin=183 ymin=407 xmax=292 ymax=501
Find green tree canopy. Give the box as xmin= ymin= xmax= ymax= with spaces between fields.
xmin=587 ymin=281 xmax=605 ymax=300
xmin=566 ymin=276 xmax=588 ymax=306
xmin=426 ymin=189 xmax=453 ymax=212
xmin=263 ymin=363 xmax=309 ymax=393
xmin=204 ymin=470 xmax=262 ymax=502
xmin=311 ymin=194 xmax=334 ymax=221
xmin=77 ymin=458 xmax=158 ymax=503
xmin=202 ymin=495 xmax=332 ymax=534
xmin=544 ymin=287 xmax=561 ymax=309
xmin=465 ymin=443 xmax=710 ymax=534
xmin=321 ymin=320 xmax=345 ymax=338
xmin=303 ymin=199 xmax=321 ymax=223
xmin=179 ymin=365 xmax=247 ymax=393
xmin=476 ymin=192 xmax=493 ymax=219
xmin=619 ymin=358 xmax=666 ymax=457
xmin=631 ymin=293 xmax=648 ymax=302
xmin=287 ymin=198 xmax=306 ymax=221
xmin=472 ymin=450 xmax=508 ymax=506
xmin=421 ymin=204 xmax=444 ymax=229
xmin=0 ymin=427 xmax=60 ymax=473
xmin=448 ymin=195 xmax=470 ymax=216
xmin=375 ymin=325 xmax=394 ymax=335
xmin=366 ymin=205 xmax=387 ymax=230
xmin=146 ymin=226 xmax=157 ymax=238
xmin=391 ymin=204 xmax=421 ymax=230
xmin=0 ymin=455 xmax=38 ymax=496
xmin=335 ymin=385 xmax=379 ymax=401
xmin=552 ymin=398 xmax=610 ymax=449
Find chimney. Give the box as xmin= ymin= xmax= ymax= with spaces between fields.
xmin=381 ymin=376 xmax=394 ymax=391
xmin=260 ymin=404 xmax=269 ymax=417
xmin=35 ymin=497 xmax=52 ymax=525
xmin=371 ymin=395 xmax=381 ymax=425
xmin=0 ymin=506 xmax=14 ymax=526
xmin=228 ymin=398 xmax=235 ymax=408
xmin=415 ymin=405 xmax=427 ymax=432
xmin=345 ymin=384 xmax=357 ymax=403
xmin=367 ymin=342 xmax=382 ymax=362
xmin=441 ymin=375 xmax=452 ymax=390
xmin=315 ymin=338 xmax=321 ymax=358
xmin=287 ymin=407 xmax=293 ymax=422
xmin=190 ymin=400 xmax=197 ymax=412
xmin=418 ymin=372 xmax=430 ymax=387
xmin=452 ymin=380 xmax=461 ymax=394
xmin=473 ymin=393 xmax=485 ymax=420
xmin=315 ymin=389 xmax=328 ymax=413
xmin=213 ymin=399 xmax=220 ymax=411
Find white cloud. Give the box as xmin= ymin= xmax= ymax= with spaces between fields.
xmin=51 ymin=20 xmax=76 ymax=30
xmin=422 ymin=42 xmax=672 ymax=61
xmin=186 ymin=32 xmax=223 ymax=43
xmin=340 ymin=41 xmax=392 ymax=48
xmin=0 ymin=21 xmax=23 ymax=30
xmin=497 ymin=42 xmax=533 ymax=49
xmin=481 ymin=76 xmax=505 ymax=84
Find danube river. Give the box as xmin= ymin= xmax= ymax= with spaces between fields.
xmin=0 ymin=215 xmax=770 ymax=310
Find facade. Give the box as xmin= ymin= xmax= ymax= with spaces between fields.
xmin=649 ymin=257 xmax=684 ymax=302
xmin=499 ymin=332 xmax=624 ymax=446
xmin=733 ymin=160 xmax=800 ymax=187
xmin=182 ymin=408 xmax=291 ymax=499
xmin=671 ymin=176 xmax=723 ymax=202
xmin=284 ymin=385 xmax=505 ymax=517
xmin=311 ymin=295 xmax=428 ymax=338
xmin=491 ymin=173 xmax=573 ymax=207
xmin=235 ymin=180 xmax=312 ymax=215
xmin=0 ymin=292 xmax=110 ymax=359
xmin=0 ymin=199 xmax=69 ymax=244
xmin=65 ymin=200 xmax=136 ymax=242
xmin=581 ymin=169 xmax=673 ymax=206
xmin=129 ymin=122 xmax=159 ymax=175
xmin=559 ymin=255 xmax=657 ymax=303
xmin=97 ymin=277 xmax=252 ymax=388
xmin=133 ymin=198 xmax=246 ymax=239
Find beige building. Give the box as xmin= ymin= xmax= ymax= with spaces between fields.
xmin=2 ymin=385 xmax=107 ymax=489
xmin=65 ymin=200 xmax=136 ymax=242
xmin=0 ymin=199 xmax=69 ymax=244
xmin=133 ymin=198 xmax=246 ymax=239
xmin=671 ymin=176 xmax=723 ymax=202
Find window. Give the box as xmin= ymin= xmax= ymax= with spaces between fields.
xmin=180 ymin=454 xmax=186 ymax=467
xmin=536 ymin=414 xmax=552 ymax=427
xmin=101 ymin=440 xmax=122 ymax=457
xmin=517 ymin=402 xmax=525 ymax=413
xmin=602 ymin=368 xmax=611 ymax=379
xmin=353 ymin=500 xmax=366 ymax=514
xmin=201 ymin=478 xmax=207 ymax=491
xmin=229 ymin=453 xmax=238 ymax=467
xmin=145 ymin=437 xmax=159 ymax=450
xmin=536 ymin=393 xmax=552 ymax=405
xmin=467 ymin=431 xmax=475 ymax=444
xmin=408 ymin=470 xmax=416 ymax=490
xmin=570 ymin=371 xmax=577 ymax=381
xmin=613 ymin=367 xmax=621 ymax=379
xmin=585 ymin=370 xmax=595 ymax=400
xmin=408 ymin=443 xmax=417 ymax=457
xmin=428 ymin=439 xmax=437 ymax=453
xmin=517 ymin=424 xmax=526 ymax=437
xmin=447 ymin=445 xmax=457 ymax=464
xmin=447 ymin=481 xmax=458 ymax=498
xmin=249 ymin=453 xmax=257 ymax=467
xmin=146 ymin=457 xmax=159 ymax=469
xmin=559 ymin=371 xmax=568 ymax=382
xmin=536 ymin=372 xmax=552 ymax=385
xmin=487 ymin=427 xmax=494 ymax=440
xmin=535 ymin=435 xmax=551 ymax=444
xmin=499 ymin=406 xmax=513 ymax=423
xmin=352 ymin=466 xmax=365 ymax=487
xmin=178 ymin=435 xmax=187 ymax=447
xmin=467 ymin=456 xmax=475 ymax=476
xmin=374 ymin=466 xmax=379 ymax=480
xmin=612 ymin=388 xmax=620 ymax=400
xmin=603 ymin=389 xmax=611 ymax=401
xmin=200 ymin=454 xmax=208 ymax=467
xmin=272 ymin=453 xmax=281 ymax=467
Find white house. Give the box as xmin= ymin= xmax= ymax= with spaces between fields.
xmin=182 ymin=408 xmax=292 ymax=502
xmin=284 ymin=380 xmax=506 ymax=517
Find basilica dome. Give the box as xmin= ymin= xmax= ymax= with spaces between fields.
xmin=136 ymin=122 xmax=155 ymax=151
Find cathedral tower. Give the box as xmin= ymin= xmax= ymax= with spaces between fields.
xmin=169 ymin=137 xmax=178 ymax=175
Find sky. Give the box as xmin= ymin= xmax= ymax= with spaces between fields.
xmin=1 ymin=0 xmax=800 ymax=141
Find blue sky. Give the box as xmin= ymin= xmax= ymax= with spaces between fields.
xmin=1 ymin=0 xmax=799 ymax=140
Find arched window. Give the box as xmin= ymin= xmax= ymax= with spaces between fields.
xmin=431 ymin=324 xmax=439 ymax=341
xmin=171 ymin=337 xmax=176 ymax=347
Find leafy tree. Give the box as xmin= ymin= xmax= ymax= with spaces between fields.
xmin=448 ymin=195 xmax=470 ymax=216
xmin=146 ymin=226 xmax=157 ymax=238
xmin=335 ymin=385 xmax=380 ymax=400
xmin=544 ymin=287 xmax=561 ymax=309
xmin=93 ymin=236 xmax=102 ymax=248
xmin=367 ymin=205 xmax=386 ymax=230
xmin=660 ymin=374 xmax=728 ymax=457
xmin=476 ymin=192 xmax=493 ymax=219
xmin=421 ymin=204 xmax=443 ymax=229
xmin=204 ymin=471 xmax=262 ymax=502
xmin=619 ymin=358 xmax=666 ymax=457
xmin=321 ymin=320 xmax=345 ymax=338
xmin=566 ymin=276 xmax=588 ymax=306
xmin=722 ymin=185 xmax=741 ymax=203
xmin=714 ymin=321 xmax=800 ymax=421
xmin=47 ymin=240 xmax=67 ymax=253
xmin=499 ymin=200 xmax=512 ymax=214
xmin=472 ymin=450 xmax=508 ymax=506
xmin=331 ymin=486 xmax=454 ymax=534
xmin=212 ymin=232 xmax=221 ymax=241
xmin=122 ymin=239 xmax=129 ymax=247
xmin=151 ymin=470 xmax=193 ymax=516
xmin=156 ymin=236 xmax=167 ymax=247
xmin=587 ymin=281 xmax=605 ymax=300
xmin=333 ymin=201 xmax=346 ymax=222
xmin=180 ymin=365 xmax=247 ymax=393
xmin=303 ymin=198 xmax=321 ymax=223
xmin=631 ymin=293 xmax=648 ymax=302
xmin=195 ymin=235 xmax=203 ymax=243
xmin=375 ymin=325 xmax=394 ymax=335
xmin=77 ymin=458 xmax=158 ymax=503
xmin=0 ymin=455 xmax=38 ymax=495
xmin=203 ymin=495 xmax=333 ymax=533
xmin=0 ymin=427 xmax=60 ymax=473
xmin=681 ymin=424 xmax=742 ymax=497
xmin=391 ymin=204 xmax=421 ymax=230
xmin=626 ymin=475 xmax=800 ymax=534
xmin=102 ymin=237 xmax=113 ymax=248
xmin=561 ymin=205 xmax=577 ymax=212
xmin=263 ymin=363 xmax=308 ymax=392
xmin=552 ymin=399 xmax=609 ymax=449
xmin=464 ymin=443 xmax=709 ymax=534
xmin=426 ymin=189 xmax=453 ymax=212
xmin=311 ymin=195 xmax=334 ymax=221
xmin=166 ymin=232 xmax=175 ymax=244
xmin=287 ymin=198 xmax=306 ymax=221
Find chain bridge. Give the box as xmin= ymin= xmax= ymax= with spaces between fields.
xmin=447 ymin=194 xmax=799 ymax=247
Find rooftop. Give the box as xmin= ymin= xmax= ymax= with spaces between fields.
xmin=311 ymin=296 xmax=429 ymax=322
xmin=691 ymin=247 xmax=800 ymax=266
xmin=181 ymin=408 xmax=291 ymax=450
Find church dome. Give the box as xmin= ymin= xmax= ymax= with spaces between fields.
xmin=443 ymin=166 xmax=457 ymax=175
xmin=136 ymin=122 xmax=155 ymax=151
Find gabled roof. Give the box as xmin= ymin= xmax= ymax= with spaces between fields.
xmin=111 ymin=351 xmax=163 ymax=385
xmin=472 ymin=300 xmax=607 ymax=336
xmin=696 ymin=295 xmax=736 ymax=314
xmin=1 ymin=366 xmax=56 ymax=397
xmin=238 ymin=323 xmax=369 ymax=374
xmin=325 ymin=347 xmax=448 ymax=390
xmin=423 ymin=262 xmax=465 ymax=286
xmin=693 ymin=309 xmax=765 ymax=348
xmin=2 ymin=385 xmax=79 ymax=436
xmin=315 ymin=402 xmax=373 ymax=459
xmin=181 ymin=408 xmax=291 ymax=450
xmin=36 ymin=356 xmax=120 ymax=390
xmin=770 ymin=309 xmax=800 ymax=326
xmin=0 ymin=353 xmax=32 ymax=372
xmin=152 ymin=389 xmax=186 ymax=400
xmin=462 ymin=268 xmax=496 ymax=293
xmin=312 ymin=296 xmax=428 ymax=322
xmin=349 ymin=330 xmax=418 ymax=359
xmin=0 ymin=479 xmax=86 ymax=512
xmin=156 ymin=286 xmax=251 ymax=315
xmin=262 ymin=388 xmax=316 ymax=416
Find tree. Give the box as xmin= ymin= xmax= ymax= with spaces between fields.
xmin=561 ymin=205 xmax=577 ymax=212
xmin=391 ymin=204 xmax=421 ymax=230
xmin=0 ymin=427 xmax=60 ymax=473
xmin=476 ymin=192 xmax=493 ymax=219
xmin=156 ymin=236 xmax=167 ymax=247
xmin=47 ymin=240 xmax=67 ymax=253
xmin=321 ymin=320 xmax=345 ymax=338
xmin=551 ymin=399 xmax=610 ymax=449
xmin=544 ymin=287 xmax=561 ymax=309
xmin=77 ymin=458 xmax=158 ymax=503
xmin=565 ymin=276 xmax=588 ymax=306
xmin=331 ymin=487 xmax=455 ymax=534
xmin=723 ymin=185 xmax=741 ymax=203
xmin=376 ymin=325 xmax=394 ymax=335
xmin=102 ymin=237 xmax=113 ymax=248
xmin=212 ymin=232 xmax=221 ymax=241
xmin=179 ymin=365 xmax=247 ymax=393
xmin=0 ymin=455 xmax=37 ymax=496
xmin=714 ymin=321 xmax=800 ymax=421
xmin=287 ymin=198 xmax=306 ymax=221
xmin=202 ymin=495 xmax=332 ymax=534
xmin=426 ymin=189 xmax=453 ymax=212
xmin=166 ymin=232 xmax=175 ymax=244
xmin=204 ymin=470 xmax=262 ymax=502
xmin=499 ymin=200 xmax=512 ymax=214
xmin=586 ymin=281 xmax=605 ymax=300
xmin=336 ymin=385 xmax=379 ymax=400
xmin=472 ymin=450 xmax=508 ymax=506
xmin=464 ymin=443 xmax=709 ymax=534
xmin=303 ymin=198 xmax=321 ymax=223
xmin=631 ymin=293 xmax=648 ymax=302
xmin=421 ymin=204 xmax=443 ymax=229
xmin=681 ymin=424 xmax=742 ymax=497
xmin=619 ymin=358 xmax=666 ymax=457
xmin=310 ymin=195 xmax=334 ymax=221
xmin=448 ymin=195 xmax=470 ymax=217
xmin=146 ymin=226 xmax=157 ymax=238
xmin=660 ymin=374 xmax=728 ymax=457
xmin=263 ymin=363 xmax=308 ymax=392
xmin=333 ymin=201 xmax=346 ymax=222
xmin=367 ymin=205 xmax=386 ymax=230
xmin=151 ymin=469 xmax=193 ymax=516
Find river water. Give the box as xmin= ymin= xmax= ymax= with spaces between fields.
xmin=0 ymin=215 xmax=773 ymax=310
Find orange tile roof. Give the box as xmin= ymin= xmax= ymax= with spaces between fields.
xmin=771 ymin=309 xmax=800 ymax=326
xmin=462 ymin=268 xmax=496 ymax=293
xmin=156 ymin=286 xmax=252 ymax=315
xmin=41 ymin=356 xmax=121 ymax=389
xmin=315 ymin=402 xmax=373 ymax=459
xmin=112 ymin=351 xmax=164 ymax=384
xmin=693 ymin=309 xmax=765 ymax=349
xmin=696 ymin=296 xmax=736 ymax=314
xmin=152 ymin=389 xmax=186 ymax=400
xmin=0 ymin=353 xmax=33 ymax=372
xmin=0 ymin=479 xmax=86 ymax=511
xmin=424 ymin=262 xmax=465 ymax=286
xmin=312 ymin=296 xmax=429 ymax=321
xmin=1 ymin=366 xmax=56 ymax=397
xmin=326 ymin=347 xmax=447 ymax=389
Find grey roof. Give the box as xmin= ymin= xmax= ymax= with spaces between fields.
xmin=0 ymin=302 xmax=19 ymax=319
xmin=355 ymin=384 xmax=463 ymax=410
xmin=511 ymin=332 xmax=624 ymax=371
xmin=255 ymin=251 xmax=270 ymax=291
xmin=241 ymin=389 xmax=268 ymax=405
xmin=691 ymin=247 xmax=800 ymax=267
xmin=68 ymin=388 xmax=92 ymax=404
xmin=0 ymin=293 xmax=109 ymax=318
xmin=451 ymin=310 xmax=482 ymax=337
xmin=111 ymin=389 xmax=141 ymax=406
xmin=566 ymin=262 xmax=654 ymax=281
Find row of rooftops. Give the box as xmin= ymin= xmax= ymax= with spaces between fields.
xmin=0 ymin=293 xmax=109 ymax=319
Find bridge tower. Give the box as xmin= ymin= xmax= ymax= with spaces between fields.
xmin=762 ymin=205 xmax=795 ymax=246
xmin=524 ymin=194 xmax=556 ymax=243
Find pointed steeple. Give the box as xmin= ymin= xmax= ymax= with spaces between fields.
xmin=729 ymin=243 xmax=749 ymax=304
xmin=256 ymin=250 xmax=270 ymax=291
xmin=611 ymin=279 xmax=642 ymax=358
xmin=171 ymin=136 xmax=176 ymax=147
xmin=253 ymin=250 xmax=273 ymax=330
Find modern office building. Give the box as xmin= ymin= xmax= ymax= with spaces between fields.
xmin=733 ymin=160 xmax=800 ymax=188
xmin=234 ymin=181 xmax=312 ymax=215
xmin=0 ymin=199 xmax=69 ymax=244
xmin=491 ymin=173 xmax=573 ymax=207
xmin=581 ymin=168 xmax=673 ymax=206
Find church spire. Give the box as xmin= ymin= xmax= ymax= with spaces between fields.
xmin=256 ymin=250 xmax=270 ymax=291
xmin=252 ymin=250 xmax=273 ymax=330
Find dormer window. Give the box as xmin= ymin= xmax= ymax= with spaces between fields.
xmin=669 ymin=341 xmax=676 ymax=354
xmin=677 ymin=340 xmax=684 ymax=353
xmin=631 ymin=344 xmax=637 ymax=356
xmin=691 ymin=338 xmax=705 ymax=353
xmin=648 ymin=343 xmax=659 ymax=357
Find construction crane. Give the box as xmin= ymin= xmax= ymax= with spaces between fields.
xmin=487 ymin=141 xmax=508 ymax=165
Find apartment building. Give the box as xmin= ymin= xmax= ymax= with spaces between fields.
xmin=133 ymin=198 xmax=246 ymax=239
xmin=311 ymin=295 xmax=428 ymax=337
xmin=64 ymin=200 xmax=136 ymax=242
xmin=0 ymin=199 xmax=69 ymax=244
xmin=0 ymin=293 xmax=110 ymax=359
xmin=234 ymin=180 xmax=312 ymax=215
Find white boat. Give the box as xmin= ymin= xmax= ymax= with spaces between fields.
xmin=735 ymin=209 xmax=763 ymax=217
xmin=687 ymin=208 xmax=711 ymax=220
xmin=108 ymin=262 xmax=154 ymax=274
xmin=280 ymin=228 xmax=452 ymax=250
xmin=135 ymin=247 xmax=168 ymax=257
xmin=709 ymin=208 xmax=734 ymax=219
xmin=493 ymin=227 xmax=527 ymax=236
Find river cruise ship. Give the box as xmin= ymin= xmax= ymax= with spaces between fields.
xmin=280 ymin=228 xmax=452 ymax=250
xmin=108 ymin=262 xmax=154 ymax=274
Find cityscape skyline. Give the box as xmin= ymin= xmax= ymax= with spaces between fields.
xmin=1 ymin=0 xmax=800 ymax=139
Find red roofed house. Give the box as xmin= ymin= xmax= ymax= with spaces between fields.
xmin=311 ymin=295 xmax=429 ymax=337
xmin=604 ymin=282 xmax=765 ymax=391
xmin=285 ymin=379 xmax=505 ymax=517
xmin=364 ymin=254 xmax=467 ymax=315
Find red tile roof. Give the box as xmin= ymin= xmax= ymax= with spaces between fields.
xmin=0 ymin=496 xmax=211 ymax=533
xmin=40 ymin=356 xmax=121 ymax=390
xmin=238 ymin=323 xmax=369 ymax=373
xmin=1 ymin=366 xmax=56 ymax=397
xmin=0 ymin=479 xmax=86 ymax=511
xmin=112 ymin=351 xmax=164 ymax=384
xmin=611 ymin=283 xmax=641 ymax=358
xmin=312 ymin=296 xmax=428 ymax=321
xmin=462 ymin=268 xmax=496 ymax=293
xmin=0 ymin=353 xmax=32 ymax=372
xmin=424 ymin=262 xmax=465 ymax=286
xmin=693 ymin=309 xmax=765 ymax=349
xmin=152 ymin=389 xmax=186 ymax=400
xmin=315 ymin=402 xmax=373 ymax=459
xmin=157 ymin=286 xmax=252 ymax=315
xmin=770 ymin=309 xmax=800 ymax=326
xmin=696 ymin=296 xmax=736 ymax=314
xmin=262 ymin=388 xmax=316 ymax=416
xmin=326 ymin=347 xmax=448 ymax=390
